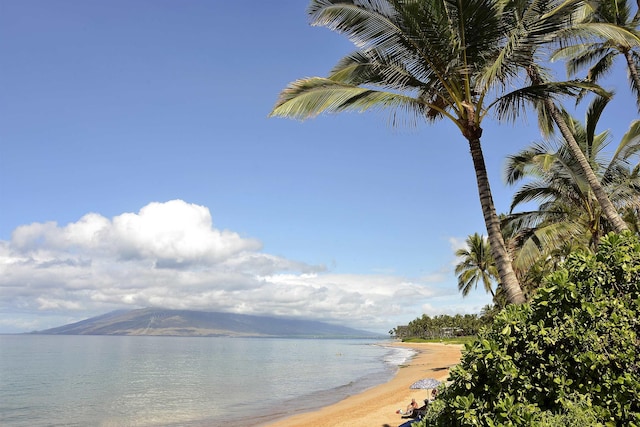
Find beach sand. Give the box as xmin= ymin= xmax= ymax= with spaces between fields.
xmin=262 ymin=342 xmax=463 ymax=427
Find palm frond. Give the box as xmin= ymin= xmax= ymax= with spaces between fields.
xmin=569 ymin=22 xmax=640 ymax=49
xmin=555 ymin=44 xmax=612 ymax=78
xmin=510 ymin=180 xmax=569 ymax=212
xmin=504 ymin=210 xmax=551 ymax=232
xmin=585 ymin=95 xmax=610 ymax=148
xmin=490 ymin=80 xmax=610 ymax=122
xmin=588 ymin=51 xmax=618 ymax=81
xmin=308 ymin=0 xmax=401 ymax=51
xmin=269 ymin=77 xmax=423 ymax=121
xmin=611 ymin=119 xmax=640 ymax=163
xmin=504 ymin=141 xmax=559 ymax=184
xmin=535 ymin=99 xmax=557 ymax=136
xmin=512 ymin=220 xmax=586 ymax=271
xmin=330 ymin=49 xmax=424 ymax=89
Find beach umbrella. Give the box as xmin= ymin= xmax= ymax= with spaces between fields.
xmin=409 ymin=378 xmax=441 ymax=389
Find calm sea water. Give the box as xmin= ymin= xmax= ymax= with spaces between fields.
xmin=0 ymin=335 xmax=414 ymax=427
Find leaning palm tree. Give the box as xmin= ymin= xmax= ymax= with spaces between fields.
xmin=501 ymin=0 xmax=632 ymax=233
xmin=270 ymin=0 xmax=572 ymax=304
xmin=504 ymin=95 xmax=640 ymax=271
xmin=455 ymin=233 xmax=499 ymax=298
xmin=553 ymin=0 xmax=640 ymax=110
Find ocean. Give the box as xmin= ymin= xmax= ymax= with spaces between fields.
xmin=0 ymin=335 xmax=414 ymax=427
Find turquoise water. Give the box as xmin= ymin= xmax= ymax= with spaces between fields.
xmin=0 ymin=335 xmax=413 ymax=426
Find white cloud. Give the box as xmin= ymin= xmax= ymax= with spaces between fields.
xmin=110 ymin=200 xmax=261 ymax=265
xmin=0 ymin=200 xmax=481 ymax=333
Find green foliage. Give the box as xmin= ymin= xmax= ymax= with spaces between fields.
xmin=532 ymin=395 xmax=604 ymax=427
xmin=402 ymin=336 xmax=478 ymax=346
xmin=416 ymin=232 xmax=640 ymax=426
xmin=455 ymin=233 xmax=499 ymax=298
xmin=393 ymin=314 xmax=490 ymax=339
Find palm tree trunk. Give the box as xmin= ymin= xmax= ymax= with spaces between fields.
xmin=467 ymin=136 xmax=525 ymax=305
xmin=526 ymin=65 xmax=629 ymax=233
xmin=623 ymin=49 xmax=640 ymax=108
xmin=545 ymin=99 xmax=629 ymax=233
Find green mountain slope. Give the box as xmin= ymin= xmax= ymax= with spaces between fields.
xmin=33 ymin=308 xmax=380 ymax=338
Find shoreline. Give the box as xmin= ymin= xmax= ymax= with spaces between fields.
xmin=260 ymin=342 xmax=463 ymax=427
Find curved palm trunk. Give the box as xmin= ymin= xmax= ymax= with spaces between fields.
xmin=526 ymin=66 xmax=629 ymax=233
xmin=545 ymin=100 xmax=629 ymax=233
xmin=623 ymin=49 xmax=640 ymax=107
xmin=467 ymin=136 xmax=525 ymax=305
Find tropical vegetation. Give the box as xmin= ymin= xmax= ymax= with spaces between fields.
xmin=510 ymin=0 xmax=634 ymax=234
xmin=553 ymin=0 xmax=640 ymax=110
xmin=503 ymin=96 xmax=640 ymax=282
xmin=391 ymin=313 xmax=490 ymax=339
xmin=455 ymin=233 xmax=500 ymax=298
xmin=272 ymin=0 xmax=640 ymax=424
xmin=415 ymin=232 xmax=640 ymax=426
xmin=270 ymin=0 xmax=551 ymax=305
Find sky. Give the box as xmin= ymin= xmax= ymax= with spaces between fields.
xmin=1 ymin=1 xmax=637 ymax=334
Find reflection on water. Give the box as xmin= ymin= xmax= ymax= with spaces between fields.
xmin=0 ymin=335 xmax=408 ymax=427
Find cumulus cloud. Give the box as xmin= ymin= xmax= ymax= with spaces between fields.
xmin=0 ymin=200 xmax=469 ymax=332
xmin=10 ymin=200 xmax=261 ymax=266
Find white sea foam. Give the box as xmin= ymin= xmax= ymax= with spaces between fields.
xmin=381 ymin=344 xmax=417 ymax=367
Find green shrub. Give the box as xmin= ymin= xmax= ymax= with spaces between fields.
xmin=532 ymin=395 xmax=604 ymax=427
xmin=417 ymin=232 xmax=640 ymax=426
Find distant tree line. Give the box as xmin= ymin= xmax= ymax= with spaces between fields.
xmin=390 ymin=313 xmax=490 ymax=339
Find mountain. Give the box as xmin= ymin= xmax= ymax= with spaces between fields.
xmin=33 ymin=308 xmax=381 ymax=338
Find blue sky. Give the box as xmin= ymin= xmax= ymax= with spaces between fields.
xmin=1 ymin=1 xmax=637 ymax=334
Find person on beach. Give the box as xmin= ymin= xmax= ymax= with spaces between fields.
xmin=396 ymin=398 xmax=419 ymax=415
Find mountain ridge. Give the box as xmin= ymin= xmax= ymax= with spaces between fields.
xmin=32 ymin=308 xmax=381 ymax=338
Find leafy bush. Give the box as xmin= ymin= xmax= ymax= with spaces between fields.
xmin=532 ymin=395 xmax=603 ymax=426
xmin=417 ymin=232 xmax=640 ymax=426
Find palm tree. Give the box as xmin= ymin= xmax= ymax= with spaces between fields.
xmin=553 ymin=0 xmax=640 ymax=110
xmin=500 ymin=0 xmax=632 ymax=233
xmin=270 ymin=0 xmax=539 ymax=304
xmin=504 ymin=96 xmax=640 ymax=272
xmin=455 ymin=233 xmax=499 ymax=298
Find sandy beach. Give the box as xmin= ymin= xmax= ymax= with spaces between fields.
xmin=262 ymin=342 xmax=463 ymax=427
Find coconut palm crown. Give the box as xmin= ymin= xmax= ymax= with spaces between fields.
xmin=554 ymin=0 xmax=640 ymax=110
xmin=270 ymin=0 xmax=526 ymax=304
xmin=455 ymin=233 xmax=499 ymax=298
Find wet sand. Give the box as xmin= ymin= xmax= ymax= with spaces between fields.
xmin=262 ymin=342 xmax=463 ymax=427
